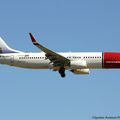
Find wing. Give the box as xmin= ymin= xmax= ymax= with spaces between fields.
xmin=29 ymin=33 xmax=70 ymax=67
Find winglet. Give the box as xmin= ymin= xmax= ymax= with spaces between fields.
xmin=29 ymin=33 xmax=37 ymax=43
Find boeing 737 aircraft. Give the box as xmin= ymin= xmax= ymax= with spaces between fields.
xmin=0 ymin=33 xmax=120 ymax=78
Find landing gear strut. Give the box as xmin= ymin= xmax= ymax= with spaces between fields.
xmin=58 ymin=67 xmax=66 ymax=78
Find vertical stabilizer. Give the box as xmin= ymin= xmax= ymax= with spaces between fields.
xmin=0 ymin=37 xmax=23 ymax=54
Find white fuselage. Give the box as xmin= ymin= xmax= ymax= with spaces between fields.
xmin=0 ymin=52 xmax=103 ymax=70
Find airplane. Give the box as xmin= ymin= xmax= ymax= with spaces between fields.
xmin=0 ymin=33 xmax=120 ymax=78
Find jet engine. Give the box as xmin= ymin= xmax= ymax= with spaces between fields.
xmin=71 ymin=69 xmax=90 ymax=74
xmin=70 ymin=60 xmax=87 ymax=69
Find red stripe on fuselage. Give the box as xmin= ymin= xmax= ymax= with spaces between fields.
xmin=103 ymin=52 xmax=120 ymax=68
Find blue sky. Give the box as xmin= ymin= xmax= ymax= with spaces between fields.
xmin=0 ymin=0 xmax=120 ymax=120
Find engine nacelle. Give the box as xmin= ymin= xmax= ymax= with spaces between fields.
xmin=70 ymin=60 xmax=87 ymax=69
xmin=71 ymin=69 xmax=90 ymax=74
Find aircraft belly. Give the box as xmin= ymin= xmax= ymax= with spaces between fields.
xmin=13 ymin=60 xmax=49 ymax=69
xmin=87 ymin=60 xmax=102 ymax=69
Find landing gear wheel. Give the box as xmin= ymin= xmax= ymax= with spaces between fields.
xmin=61 ymin=72 xmax=65 ymax=78
xmin=59 ymin=67 xmax=66 ymax=78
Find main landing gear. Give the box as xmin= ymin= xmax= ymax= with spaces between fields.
xmin=58 ymin=67 xmax=66 ymax=78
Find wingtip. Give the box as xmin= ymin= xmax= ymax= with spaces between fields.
xmin=29 ymin=32 xmax=36 ymax=42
